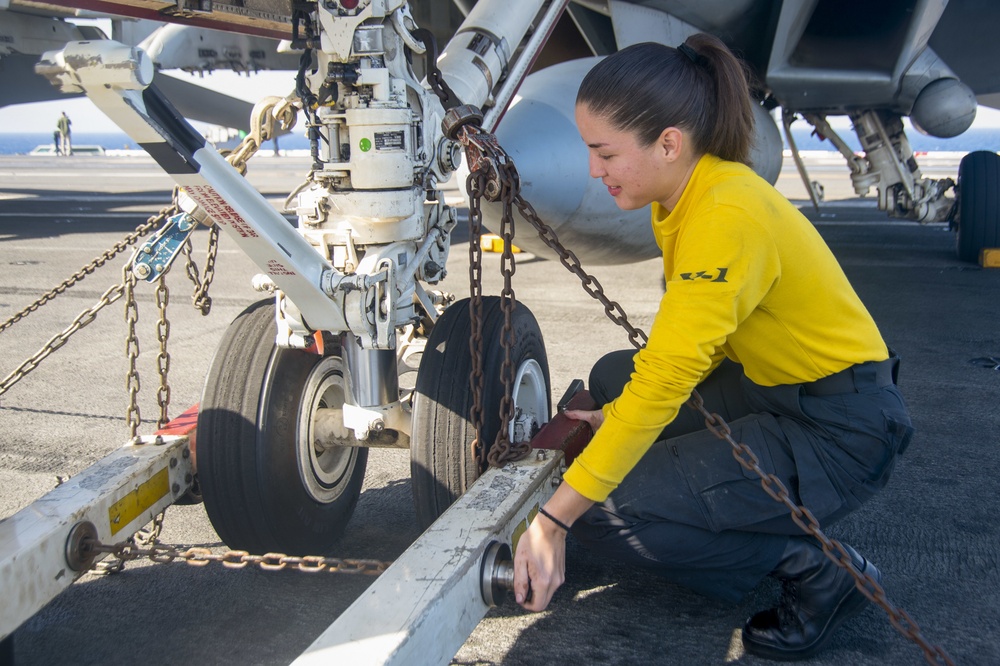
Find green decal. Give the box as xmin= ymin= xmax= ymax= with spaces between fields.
xmin=359 ymin=138 xmax=372 ymax=152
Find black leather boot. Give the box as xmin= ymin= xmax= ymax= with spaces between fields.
xmin=741 ymin=537 xmax=880 ymax=661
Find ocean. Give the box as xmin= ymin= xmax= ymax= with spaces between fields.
xmin=0 ymin=132 xmax=292 ymax=155
xmin=2 ymin=127 xmax=999 ymax=156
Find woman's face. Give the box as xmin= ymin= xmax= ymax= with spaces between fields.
xmin=575 ymin=104 xmax=692 ymax=211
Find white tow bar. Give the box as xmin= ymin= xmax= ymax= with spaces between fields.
xmin=293 ymin=451 xmax=562 ymax=666
xmin=0 ymin=429 xmax=194 ymax=642
xmin=293 ymin=389 xmax=595 ymax=666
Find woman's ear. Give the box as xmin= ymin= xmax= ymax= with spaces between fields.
xmin=658 ymin=127 xmax=684 ymax=162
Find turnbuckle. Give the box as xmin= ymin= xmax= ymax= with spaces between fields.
xmin=131 ymin=212 xmax=199 ymax=282
xmin=442 ymin=104 xmax=507 ymax=201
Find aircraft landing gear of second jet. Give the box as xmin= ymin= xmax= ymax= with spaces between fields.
xmin=955 ymin=150 xmax=1000 ymax=264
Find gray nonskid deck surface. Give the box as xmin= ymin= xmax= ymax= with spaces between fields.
xmin=0 ymin=155 xmax=996 ymax=665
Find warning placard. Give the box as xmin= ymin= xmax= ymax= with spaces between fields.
xmin=185 ymin=185 xmax=259 ymax=238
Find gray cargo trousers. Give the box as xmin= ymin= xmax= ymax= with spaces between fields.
xmin=571 ymin=352 xmax=913 ymax=602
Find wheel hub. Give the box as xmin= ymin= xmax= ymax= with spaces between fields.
xmin=297 ymin=356 xmax=359 ymax=503
xmin=510 ymin=358 xmax=547 ymax=443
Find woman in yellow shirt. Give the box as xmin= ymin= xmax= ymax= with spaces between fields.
xmin=513 ymin=34 xmax=913 ymax=661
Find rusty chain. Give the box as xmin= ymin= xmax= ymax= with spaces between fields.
xmin=467 ymin=170 xmax=488 ymax=467
xmin=489 ymin=158 xmax=529 ymax=467
xmin=413 ymin=27 xmax=462 ymax=110
xmin=686 ymin=391 xmax=954 ymax=665
xmin=456 ymin=118 xmax=954 ymax=666
xmin=461 ymin=125 xmax=529 ymax=469
xmin=513 ymin=193 xmax=649 ymax=350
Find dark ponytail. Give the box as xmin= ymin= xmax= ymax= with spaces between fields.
xmin=576 ymin=33 xmax=755 ymax=166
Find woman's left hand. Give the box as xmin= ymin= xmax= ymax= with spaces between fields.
xmin=513 ymin=513 xmax=566 ymax=612
xmin=564 ymin=408 xmax=605 ymax=432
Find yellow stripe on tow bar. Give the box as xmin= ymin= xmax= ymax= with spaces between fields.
xmin=108 ymin=467 xmax=170 ymax=535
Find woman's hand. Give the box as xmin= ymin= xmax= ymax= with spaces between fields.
xmin=513 ymin=483 xmax=595 ymax=612
xmin=513 ymin=513 xmax=566 ymax=611
xmin=564 ymin=408 xmax=605 ymax=432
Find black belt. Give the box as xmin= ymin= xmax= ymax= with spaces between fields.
xmin=803 ymin=355 xmax=899 ymax=397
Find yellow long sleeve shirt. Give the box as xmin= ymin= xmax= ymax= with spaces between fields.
xmin=563 ymin=154 xmax=888 ymax=502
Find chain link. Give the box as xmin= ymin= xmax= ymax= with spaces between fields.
xmin=1 ymin=97 xmax=284 ymax=400
xmin=457 ymin=118 xmax=954 ymax=666
xmin=123 ymin=266 xmax=142 ymax=441
xmin=513 ymin=193 xmax=649 ymax=350
xmin=460 ymin=126 xmax=531 ymax=469
xmin=94 ymin=511 xmax=167 ymax=575
xmin=155 ymin=278 xmax=171 ymax=429
xmin=0 ymin=97 xmax=395 ymax=590
xmin=420 ymin=27 xmax=462 ymax=109
xmin=0 ymin=206 xmax=177 ymax=397
xmin=86 ymin=539 xmax=390 ymax=576
xmin=226 ymin=97 xmax=298 ymax=175
xmin=1 ymin=276 xmax=126 ymax=397
xmin=0 ymin=189 xmax=217 ymax=400
xmin=181 ymin=225 xmax=220 ymax=315
xmin=467 ymin=171 xmax=488 ymax=468
xmin=488 ymin=160 xmax=528 ymax=467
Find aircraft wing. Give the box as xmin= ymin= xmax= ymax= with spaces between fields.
xmin=154 ymin=72 xmax=256 ymax=132
xmin=1 ymin=0 xmax=299 ymax=132
xmin=14 ymin=0 xmax=295 ymax=39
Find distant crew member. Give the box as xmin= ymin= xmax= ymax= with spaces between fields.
xmin=513 ymin=34 xmax=913 ymax=662
xmin=56 ymin=112 xmax=72 ymax=156
xmin=52 ymin=130 xmax=61 ymax=156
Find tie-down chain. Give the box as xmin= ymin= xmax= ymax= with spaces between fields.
xmin=64 ymin=518 xmax=389 ymax=577
xmin=446 ymin=104 xmax=954 ymax=666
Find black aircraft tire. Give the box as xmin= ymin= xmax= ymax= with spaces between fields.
xmin=957 ymin=150 xmax=1000 ymax=263
xmin=198 ymin=299 xmax=367 ymax=555
xmin=410 ymin=297 xmax=550 ymax=530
